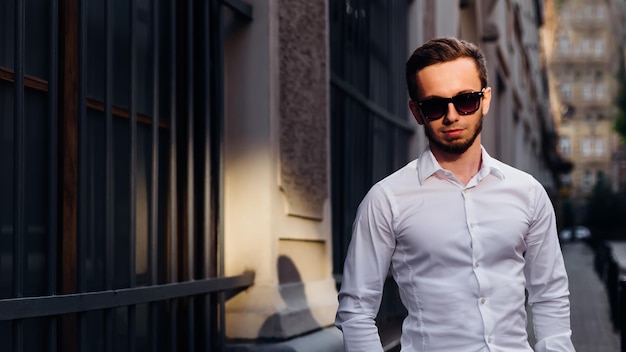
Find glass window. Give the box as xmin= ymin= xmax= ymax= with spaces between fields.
xmin=560 ymin=136 xmax=571 ymax=157
xmin=560 ymin=83 xmax=572 ymax=100
xmin=596 ymin=5 xmax=607 ymax=20
xmin=582 ymin=138 xmax=592 ymax=156
xmin=583 ymin=83 xmax=593 ymax=100
xmin=595 ymin=138 xmax=605 ymax=156
xmin=572 ymin=41 xmax=581 ymax=56
xmin=595 ymin=83 xmax=605 ymax=99
xmin=581 ymin=39 xmax=591 ymax=54
xmin=583 ymin=170 xmax=593 ymax=191
xmin=558 ymin=35 xmax=569 ymax=54
xmin=561 ymin=173 xmax=572 ymax=186
xmin=594 ymin=39 xmax=604 ymax=56
xmin=562 ymin=5 xmax=571 ymax=21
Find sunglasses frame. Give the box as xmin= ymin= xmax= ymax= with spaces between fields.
xmin=417 ymin=88 xmax=485 ymax=121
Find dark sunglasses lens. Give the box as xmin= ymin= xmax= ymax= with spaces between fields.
xmin=420 ymin=99 xmax=447 ymax=119
xmin=453 ymin=93 xmax=481 ymax=114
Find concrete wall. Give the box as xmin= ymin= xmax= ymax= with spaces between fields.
xmin=222 ymin=0 xmax=338 ymax=341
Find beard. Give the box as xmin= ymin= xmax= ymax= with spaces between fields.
xmin=424 ymin=114 xmax=483 ymax=155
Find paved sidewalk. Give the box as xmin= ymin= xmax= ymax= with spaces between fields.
xmin=561 ymin=242 xmax=620 ymax=352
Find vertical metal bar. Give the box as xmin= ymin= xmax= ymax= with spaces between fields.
xmin=129 ymin=0 xmax=138 ymax=350
xmin=58 ymin=0 xmax=80 ymax=348
xmin=169 ymin=0 xmax=178 ymax=350
xmin=150 ymin=0 xmax=160 ymax=351
xmin=619 ymin=278 xmax=626 ymax=352
xmin=104 ymin=0 xmax=115 ymax=350
xmin=77 ymin=0 xmax=88 ymax=349
xmin=186 ymin=0 xmax=195 ymax=278
xmin=208 ymin=0 xmax=226 ymax=349
xmin=76 ymin=0 xmax=87 ymax=296
xmin=48 ymin=0 xmax=59 ymax=350
xmin=104 ymin=0 xmax=114 ymax=300
xmin=186 ymin=0 xmax=195 ymax=349
xmin=129 ymin=0 xmax=138 ymax=292
xmin=13 ymin=0 xmax=25 ymax=350
xmin=202 ymin=0 xmax=212 ymax=349
xmin=169 ymin=0 xmax=178 ymax=287
xmin=609 ymin=257 xmax=619 ymax=329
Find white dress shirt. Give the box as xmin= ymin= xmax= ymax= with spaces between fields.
xmin=335 ymin=146 xmax=574 ymax=352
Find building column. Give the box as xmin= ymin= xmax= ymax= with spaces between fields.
xmin=223 ymin=0 xmax=338 ymax=343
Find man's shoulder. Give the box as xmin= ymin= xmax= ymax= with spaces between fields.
xmin=489 ymin=157 xmax=541 ymax=186
xmin=377 ymin=159 xmax=419 ymax=186
xmin=361 ymin=160 xmax=419 ymax=202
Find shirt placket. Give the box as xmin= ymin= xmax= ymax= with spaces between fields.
xmin=463 ymin=187 xmax=495 ymax=350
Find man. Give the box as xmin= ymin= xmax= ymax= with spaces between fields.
xmin=335 ymin=37 xmax=574 ymax=352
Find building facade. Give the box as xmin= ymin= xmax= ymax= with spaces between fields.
xmin=0 ymin=0 xmax=565 ymax=351
xmin=543 ymin=0 xmax=626 ymax=221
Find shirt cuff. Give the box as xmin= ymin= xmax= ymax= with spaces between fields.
xmin=533 ymin=330 xmax=575 ymax=352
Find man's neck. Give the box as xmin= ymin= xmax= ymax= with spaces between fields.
xmin=431 ymin=144 xmax=482 ymax=186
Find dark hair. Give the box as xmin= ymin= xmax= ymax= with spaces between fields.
xmin=405 ymin=37 xmax=488 ymax=101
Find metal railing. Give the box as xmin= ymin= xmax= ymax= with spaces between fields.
xmin=0 ymin=273 xmax=254 ymax=321
xmin=2 ymin=0 xmax=253 ymax=351
xmin=592 ymin=241 xmax=626 ymax=352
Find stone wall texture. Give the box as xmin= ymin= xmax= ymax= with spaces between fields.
xmin=278 ymin=0 xmax=328 ymax=220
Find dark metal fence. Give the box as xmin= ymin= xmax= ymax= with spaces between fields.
xmin=620 ymin=280 xmax=626 ymax=352
xmin=1 ymin=0 xmax=253 ymax=351
xmin=329 ymin=0 xmax=413 ymax=275
xmin=592 ymin=240 xmax=626 ymax=352
xmin=328 ymin=2 xmax=413 ymax=349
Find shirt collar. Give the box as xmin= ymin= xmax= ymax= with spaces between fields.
xmin=416 ymin=145 xmax=505 ymax=185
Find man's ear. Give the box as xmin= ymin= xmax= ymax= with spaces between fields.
xmin=481 ymin=87 xmax=492 ymax=116
xmin=409 ymin=100 xmax=425 ymax=125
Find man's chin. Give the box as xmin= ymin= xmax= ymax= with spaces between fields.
xmin=433 ymin=140 xmax=473 ymax=154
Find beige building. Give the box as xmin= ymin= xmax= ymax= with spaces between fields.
xmin=543 ymin=0 xmax=625 ymax=220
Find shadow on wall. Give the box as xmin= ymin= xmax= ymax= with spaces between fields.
xmin=258 ymin=255 xmax=321 ymax=339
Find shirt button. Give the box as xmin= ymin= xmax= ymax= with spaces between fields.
xmin=474 ymin=262 xmax=480 ymax=268
xmin=487 ymin=337 xmax=492 ymax=343
xmin=480 ymin=298 xmax=486 ymax=304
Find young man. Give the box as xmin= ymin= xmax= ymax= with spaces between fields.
xmin=335 ymin=37 xmax=575 ymax=352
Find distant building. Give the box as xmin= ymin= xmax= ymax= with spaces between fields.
xmin=543 ymin=0 xmax=626 ymax=220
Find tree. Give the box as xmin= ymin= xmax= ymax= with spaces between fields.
xmin=614 ymin=70 xmax=626 ymax=142
xmin=585 ymin=178 xmax=626 ymax=238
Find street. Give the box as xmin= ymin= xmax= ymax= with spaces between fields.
xmin=562 ymin=242 xmax=620 ymax=351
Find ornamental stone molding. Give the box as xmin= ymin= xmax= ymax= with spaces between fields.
xmin=278 ymin=0 xmax=328 ymax=220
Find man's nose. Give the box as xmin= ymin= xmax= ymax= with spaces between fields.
xmin=443 ymin=103 xmax=460 ymax=124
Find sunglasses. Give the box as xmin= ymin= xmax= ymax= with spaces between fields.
xmin=416 ymin=88 xmax=485 ymax=121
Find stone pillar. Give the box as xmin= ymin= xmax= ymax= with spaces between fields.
xmin=223 ymin=0 xmax=337 ymax=341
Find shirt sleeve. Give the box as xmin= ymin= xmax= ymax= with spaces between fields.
xmin=335 ymin=184 xmax=396 ymax=352
xmin=523 ymin=181 xmax=576 ymax=352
